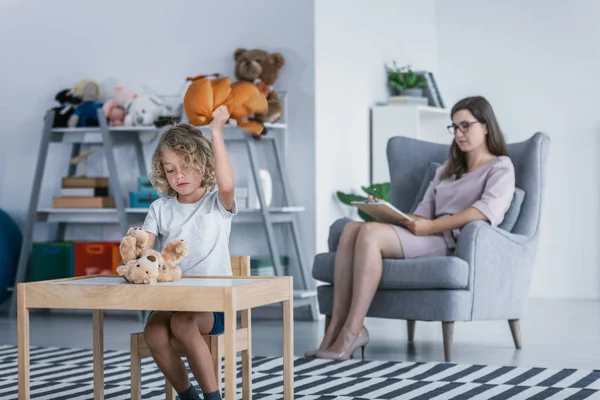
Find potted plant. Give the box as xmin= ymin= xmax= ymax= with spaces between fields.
xmin=336 ymin=182 xmax=391 ymax=222
xmin=385 ymin=62 xmax=427 ymax=97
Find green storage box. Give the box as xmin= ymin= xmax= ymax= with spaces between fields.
xmin=251 ymin=256 xmax=289 ymax=276
xmin=30 ymin=242 xmax=74 ymax=282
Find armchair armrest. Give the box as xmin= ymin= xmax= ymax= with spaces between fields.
xmin=455 ymin=220 xmax=537 ymax=320
xmin=328 ymin=218 xmax=354 ymax=252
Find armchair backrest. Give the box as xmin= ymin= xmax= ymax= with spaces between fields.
xmin=387 ymin=132 xmax=550 ymax=239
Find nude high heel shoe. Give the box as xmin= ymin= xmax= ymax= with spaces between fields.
xmin=304 ymin=349 xmax=319 ymax=358
xmin=316 ymin=327 xmax=369 ymax=361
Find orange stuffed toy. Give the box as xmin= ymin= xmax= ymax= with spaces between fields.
xmin=183 ymin=74 xmax=268 ymax=137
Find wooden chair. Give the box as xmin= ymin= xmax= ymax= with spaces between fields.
xmin=130 ymin=256 xmax=252 ymax=400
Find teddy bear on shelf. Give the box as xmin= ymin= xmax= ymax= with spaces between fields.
xmin=183 ymin=74 xmax=268 ymax=138
xmin=116 ymin=227 xmax=188 ymax=284
xmin=124 ymin=95 xmax=174 ymax=127
xmin=233 ymin=48 xmax=285 ymax=126
xmin=67 ymin=80 xmax=104 ymax=128
xmin=103 ymin=85 xmax=138 ymax=126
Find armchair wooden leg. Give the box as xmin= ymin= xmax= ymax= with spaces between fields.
xmin=130 ymin=335 xmax=142 ymax=400
xmin=508 ymin=319 xmax=522 ymax=349
xmin=442 ymin=322 xmax=454 ymax=362
xmin=407 ymin=320 xmax=415 ymax=342
xmin=165 ymin=379 xmax=176 ymax=400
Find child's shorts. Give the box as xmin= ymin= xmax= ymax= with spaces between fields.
xmin=147 ymin=311 xmax=224 ymax=335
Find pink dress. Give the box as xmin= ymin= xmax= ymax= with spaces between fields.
xmin=391 ymin=156 xmax=516 ymax=258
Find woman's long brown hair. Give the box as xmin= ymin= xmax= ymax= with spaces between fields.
xmin=441 ymin=96 xmax=509 ymax=180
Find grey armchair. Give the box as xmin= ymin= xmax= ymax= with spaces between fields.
xmin=311 ymin=132 xmax=550 ymax=361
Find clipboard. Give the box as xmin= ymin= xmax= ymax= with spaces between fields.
xmin=351 ymin=200 xmax=413 ymax=223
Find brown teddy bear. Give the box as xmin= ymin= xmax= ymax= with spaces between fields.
xmin=116 ymin=228 xmax=188 ymax=284
xmin=234 ymin=48 xmax=285 ymax=125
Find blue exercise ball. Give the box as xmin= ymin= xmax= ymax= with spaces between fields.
xmin=0 ymin=209 xmax=23 ymax=304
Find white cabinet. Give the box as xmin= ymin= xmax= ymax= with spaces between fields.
xmin=370 ymin=104 xmax=451 ymax=184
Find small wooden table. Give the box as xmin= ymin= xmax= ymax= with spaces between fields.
xmin=17 ymin=275 xmax=294 ymax=400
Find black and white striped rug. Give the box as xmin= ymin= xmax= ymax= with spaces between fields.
xmin=1 ymin=344 xmax=599 ymax=399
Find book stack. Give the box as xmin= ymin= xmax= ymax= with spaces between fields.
xmin=53 ymin=177 xmax=115 ymax=208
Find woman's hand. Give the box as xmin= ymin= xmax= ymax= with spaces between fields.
xmin=398 ymin=217 xmax=434 ymax=236
xmin=209 ymin=105 xmax=230 ymax=132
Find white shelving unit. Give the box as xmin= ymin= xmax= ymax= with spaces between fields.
xmin=370 ymin=104 xmax=451 ymax=184
xmin=9 ymin=96 xmax=319 ymax=320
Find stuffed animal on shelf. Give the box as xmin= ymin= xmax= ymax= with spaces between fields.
xmin=234 ymin=48 xmax=285 ymax=124
xmin=67 ymin=80 xmax=104 ymax=128
xmin=52 ymin=89 xmax=82 ymax=128
xmin=103 ymin=85 xmax=138 ymax=126
xmin=124 ymin=95 xmax=174 ymax=126
xmin=116 ymin=227 xmax=188 ymax=284
xmin=183 ymin=74 xmax=268 ymax=138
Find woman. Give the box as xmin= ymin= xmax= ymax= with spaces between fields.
xmin=308 ymin=95 xmax=516 ymax=360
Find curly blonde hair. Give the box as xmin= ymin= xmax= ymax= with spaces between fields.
xmin=149 ymin=123 xmax=216 ymax=197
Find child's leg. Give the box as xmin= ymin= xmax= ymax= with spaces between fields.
xmin=143 ymin=311 xmax=192 ymax=392
xmin=170 ymin=312 xmax=220 ymax=395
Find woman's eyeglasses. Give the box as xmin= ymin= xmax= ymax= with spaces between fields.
xmin=447 ymin=121 xmax=481 ymax=135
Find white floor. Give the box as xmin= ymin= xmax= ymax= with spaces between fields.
xmin=1 ymin=298 xmax=598 ymax=370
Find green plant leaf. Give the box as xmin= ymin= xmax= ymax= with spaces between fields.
xmin=406 ymin=73 xmax=418 ymax=88
xmin=389 ymin=81 xmax=405 ymax=91
xmin=336 ymin=191 xmax=366 ymax=206
xmin=360 ymin=182 xmax=391 ymax=202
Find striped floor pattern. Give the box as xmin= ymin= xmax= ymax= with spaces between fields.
xmin=1 ymin=344 xmax=599 ymax=399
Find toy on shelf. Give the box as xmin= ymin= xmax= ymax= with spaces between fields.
xmin=234 ymin=48 xmax=285 ymax=124
xmin=67 ymin=80 xmax=104 ymax=128
xmin=116 ymin=227 xmax=188 ymax=284
xmin=124 ymin=94 xmax=175 ymax=127
xmin=183 ymin=74 xmax=268 ymax=138
xmin=69 ymin=149 xmax=95 ymax=177
xmin=103 ymin=85 xmax=138 ymax=126
xmin=51 ymin=89 xmax=82 ymax=128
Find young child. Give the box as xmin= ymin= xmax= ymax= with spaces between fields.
xmin=141 ymin=105 xmax=235 ymax=400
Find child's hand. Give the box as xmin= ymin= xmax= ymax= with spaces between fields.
xmin=209 ymin=105 xmax=230 ymax=132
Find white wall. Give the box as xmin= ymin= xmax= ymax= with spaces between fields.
xmin=314 ymin=0 xmax=439 ymax=253
xmin=436 ymin=0 xmax=600 ymax=299
xmin=3 ymin=0 xmax=598 ymax=300
xmin=0 ymin=0 xmax=316 ymax=275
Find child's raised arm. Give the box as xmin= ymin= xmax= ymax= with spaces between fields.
xmin=209 ymin=105 xmax=235 ymax=211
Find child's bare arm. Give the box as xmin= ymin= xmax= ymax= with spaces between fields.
xmin=209 ymin=105 xmax=235 ymax=210
xmin=145 ymin=232 xmax=156 ymax=250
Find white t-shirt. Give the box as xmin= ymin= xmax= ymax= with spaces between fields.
xmin=142 ymin=188 xmax=237 ymax=276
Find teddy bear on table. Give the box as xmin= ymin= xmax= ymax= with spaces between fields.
xmin=116 ymin=227 xmax=188 ymax=284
